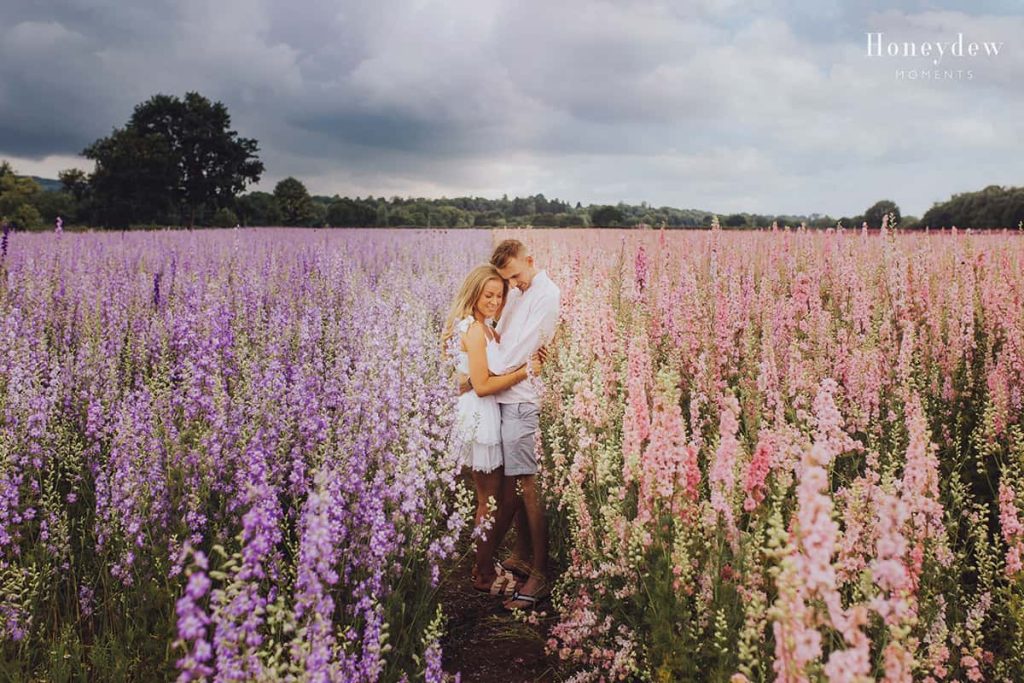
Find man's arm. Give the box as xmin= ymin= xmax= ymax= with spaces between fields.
xmin=491 ymin=292 xmax=560 ymax=373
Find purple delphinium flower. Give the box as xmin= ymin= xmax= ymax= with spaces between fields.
xmin=153 ymin=270 xmax=162 ymax=309
xmin=175 ymin=549 xmax=214 ymax=682
xmin=0 ymin=227 xmax=494 ymax=676
xmin=78 ymin=584 xmax=94 ymax=619
xmin=94 ymin=385 xmax=170 ymax=586
xmin=207 ymin=431 xmax=282 ymax=680
xmin=292 ymin=467 xmax=345 ymax=681
xmin=424 ymin=636 xmax=444 ymax=683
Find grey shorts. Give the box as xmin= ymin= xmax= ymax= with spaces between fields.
xmin=500 ymin=402 xmax=540 ymax=477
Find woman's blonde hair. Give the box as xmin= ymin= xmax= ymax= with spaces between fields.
xmin=442 ymin=264 xmax=507 ymax=352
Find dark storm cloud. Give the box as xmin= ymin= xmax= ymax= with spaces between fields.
xmin=0 ymin=0 xmax=1021 ymax=215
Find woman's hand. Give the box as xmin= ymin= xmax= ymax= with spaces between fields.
xmin=528 ymin=351 xmax=544 ymax=377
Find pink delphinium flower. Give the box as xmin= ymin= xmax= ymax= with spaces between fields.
xmin=899 ymin=391 xmax=952 ymax=586
xmin=822 ymin=605 xmax=871 ymax=683
xmin=771 ymin=548 xmax=820 ymax=682
xmin=742 ymin=433 xmax=773 ymax=512
xmin=810 ymin=378 xmax=861 ymax=458
xmin=869 ymin=489 xmax=920 ymax=682
xmin=999 ymin=480 xmax=1024 ymax=577
xmin=639 ymin=372 xmax=696 ymax=526
xmin=633 ymin=245 xmax=648 ymax=300
xmin=621 ymin=332 xmax=651 ymax=487
xmin=986 ymin=360 xmax=1011 ymax=438
xmin=709 ymin=394 xmax=742 ymax=550
xmin=772 ymin=379 xmax=876 ymax=680
xmin=870 ymin=490 xmax=913 ymax=625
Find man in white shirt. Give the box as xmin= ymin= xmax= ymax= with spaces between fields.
xmin=487 ymin=239 xmax=560 ymax=610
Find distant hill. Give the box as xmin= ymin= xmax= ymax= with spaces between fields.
xmin=29 ymin=176 xmax=63 ymax=192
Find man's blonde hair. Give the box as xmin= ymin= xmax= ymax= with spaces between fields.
xmin=490 ymin=239 xmax=527 ymax=269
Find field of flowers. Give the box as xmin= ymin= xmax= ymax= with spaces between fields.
xmin=0 ymin=227 xmax=486 ymax=680
xmin=3 ymin=223 xmax=1024 ymax=682
xmin=519 ymin=224 xmax=1024 ymax=681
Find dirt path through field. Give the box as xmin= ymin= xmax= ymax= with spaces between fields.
xmin=439 ymin=537 xmax=562 ymax=682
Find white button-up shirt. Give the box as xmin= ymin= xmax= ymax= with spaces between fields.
xmin=494 ymin=269 xmax=560 ymax=405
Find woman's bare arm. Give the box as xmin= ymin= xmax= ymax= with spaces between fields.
xmin=465 ymin=324 xmax=527 ymax=397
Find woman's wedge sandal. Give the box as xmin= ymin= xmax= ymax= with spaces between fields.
xmin=489 ymin=571 xmax=518 ymax=597
xmin=472 ymin=563 xmax=519 ymax=596
xmin=500 ymin=557 xmax=532 ymax=580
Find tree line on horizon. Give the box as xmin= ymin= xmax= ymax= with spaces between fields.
xmin=1 ymin=92 xmax=1022 ymax=231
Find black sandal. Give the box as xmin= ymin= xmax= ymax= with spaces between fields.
xmin=503 ymin=586 xmax=550 ymax=611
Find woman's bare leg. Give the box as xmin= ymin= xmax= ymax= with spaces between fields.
xmin=471 ymin=468 xmax=504 ymax=585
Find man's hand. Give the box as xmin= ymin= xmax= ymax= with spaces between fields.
xmin=536 ymin=345 xmax=549 ymax=363
xmin=456 ymin=372 xmax=472 ymax=395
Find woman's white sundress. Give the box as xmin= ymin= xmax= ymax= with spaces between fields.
xmin=452 ymin=316 xmax=504 ymax=473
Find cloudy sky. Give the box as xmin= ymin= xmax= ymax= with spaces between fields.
xmin=1 ymin=0 xmax=1020 ymax=217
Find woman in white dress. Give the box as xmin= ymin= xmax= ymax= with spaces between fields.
xmin=442 ymin=264 xmax=541 ymax=595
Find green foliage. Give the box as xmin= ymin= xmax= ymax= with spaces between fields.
xmin=724 ymin=213 xmax=748 ymax=228
xmin=10 ymin=203 xmax=43 ymax=231
xmin=273 ymin=177 xmax=317 ymax=226
xmin=591 ymin=204 xmax=625 ymax=226
xmin=58 ymin=168 xmax=90 ymax=202
xmin=236 ymin=191 xmax=282 ymax=226
xmin=902 ymin=214 xmax=921 ymax=229
xmin=211 ymin=207 xmax=238 ymax=228
xmin=864 ymin=199 xmax=901 ymax=229
xmin=0 ymin=164 xmax=45 ymax=229
xmin=32 ymin=191 xmax=76 ymax=227
xmin=923 ymin=185 xmax=1024 ymax=229
xmin=83 ymin=92 xmax=263 ymax=227
xmin=83 ymin=127 xmax=180 ymax=227
xmin=326 ymin=197 xmax=377 ymax=227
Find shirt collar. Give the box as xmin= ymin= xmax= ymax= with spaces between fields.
xmin=525 ymin=270 xmax=550 ymax=293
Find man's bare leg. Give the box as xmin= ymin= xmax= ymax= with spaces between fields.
xmin=491 ymin=477 xmax=533 ymax=573
xmin=505 ymin=474 xmax=547 ymax=607
xmin=491 ymin=475 xmax=520 ymax=558
xmin=511 ymin=501 xmax=532 ymax=563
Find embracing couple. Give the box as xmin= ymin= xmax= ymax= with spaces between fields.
xmin=442 ymin=239 xmax=560 ymax=611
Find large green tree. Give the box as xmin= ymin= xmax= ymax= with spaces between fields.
xmin=83 ymin=128 xmax=178 ymax=227
xmin=922 ymin=185 xmax=1024 ymax=229
xmin=864 ymin=199 xmax=901 ymax=229
xmin=58 ymin=168 xmax=90 ymax=203
xmin=83 ymin=92 xmax=263 ymax=227
xmin=0 ymin=161 xmax=45 ymax=229
xmin=274 ymin=177 xmax=317 ymax=226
